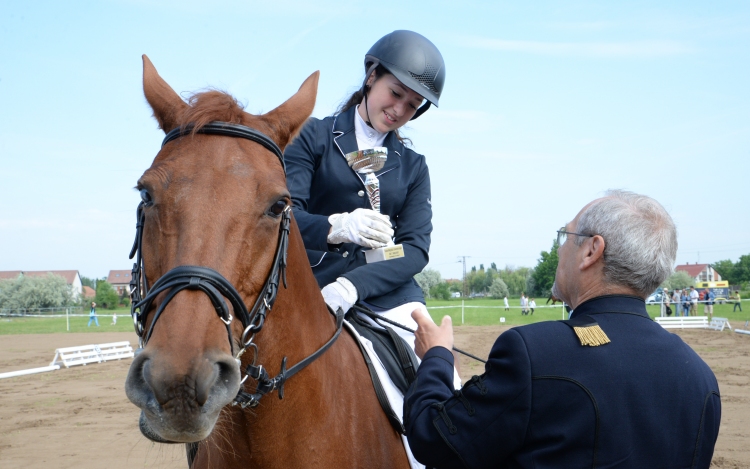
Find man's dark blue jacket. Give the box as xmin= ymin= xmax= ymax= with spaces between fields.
xmin=404 ymin=295 xmax=721 ymax=468
xmin=284 ymin=106 xmax=431 ymax=309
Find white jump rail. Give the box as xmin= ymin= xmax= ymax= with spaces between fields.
xmin=736 ymin=329 xmax=750 ymax=336
xmin=0 ymin=365 xmax=60 ymax=380
xmin=50 ymin=341 xmax=134 ymax=368
xmin=708 ymin=317 xmax=733 ymax=332
xmin=654 ymin=316 xmax=709 ymax=329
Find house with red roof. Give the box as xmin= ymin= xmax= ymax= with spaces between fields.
xmin=674 ymin=263 xmax=722 ymax=284
xmin=0 ymin=270 xmax=83 ymax=298
xmin=0 ymin=271 xmax=23 ymax=281
xmin=82 ymin=285 xmax=96 ymax=298
xmin=107 ymin=270 xmax=132 ymax=296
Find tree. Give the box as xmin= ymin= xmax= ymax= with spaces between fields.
xmin=446 ymin=279 xmax=462 ymax=293
xmin=466 ymin=265 xmax=491 ymax=295
xmin=414 ymin=269 xmax=442 ymax=299
xmin=0 ymin=274 xmax=73 ymax=310
xmin=489 ymin=278 xmax=509 ymax=299
xmin=734 ymin=255 xmax=750 ymax=285
xmin=95 ymin=281 xmax=120 ymax=309
xmin=531 ymin=239 xmax=560 ymax=297
xmin=662 ymin=271 xmax=694 ymax=290
xmin=429 ymin=282 xmax=451 ymax=300
xmin=80 ymin=276 xmax=96 ymax=288
xmin=712 ymin=260 xmax=735 ymax=284
xmin=498 ymin=266 xmax=532 ymax=296
xmin=710 ymin=255 xmax=750 ymax=288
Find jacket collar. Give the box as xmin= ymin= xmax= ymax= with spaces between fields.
xmin=332 ymin=106 xmax=402 ymax=178
xmin=570 ymin=295 xmax=648 ymax=319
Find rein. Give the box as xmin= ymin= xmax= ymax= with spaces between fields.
xmin=129 ymin=121 xmax=343 ymax=410
xmin=350 ymin=305 xmax=487 ymax=364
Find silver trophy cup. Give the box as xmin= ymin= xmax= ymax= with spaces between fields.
xmin=345 ymin=148 xmax=405 ymax=263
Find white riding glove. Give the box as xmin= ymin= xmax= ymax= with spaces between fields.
xmin=321 ymin=277 xmax=358 ymax=314
xmin=327 ymin=208 xmax=393 ymax=249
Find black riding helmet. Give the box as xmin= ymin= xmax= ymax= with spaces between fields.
xmin=364 ymin=30 xmax=445 ymax=120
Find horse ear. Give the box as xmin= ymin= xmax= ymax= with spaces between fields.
xmin=260 ymin=71 xmax=319 ymax=149
xmin=142 ymin=55 xmax=188 ymax=133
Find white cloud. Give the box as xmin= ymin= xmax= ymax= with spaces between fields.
xmin=456 ymin=36 xmax=695 ymax=58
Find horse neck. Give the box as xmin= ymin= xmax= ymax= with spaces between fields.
xmin=216 ymin=217 xmax=407 ymax=468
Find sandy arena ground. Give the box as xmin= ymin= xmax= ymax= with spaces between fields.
xmin=0 ymin=325 xmax=748 ymax=468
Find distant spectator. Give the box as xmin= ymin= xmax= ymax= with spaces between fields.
xmin=520 ymin=294 xmax=528 ymax=315
xmin=734 ymin=291 xmax=743 ymax=312
xmin=111 ymin=313 xmax=117 ymax=326
xmin=503 ymin=295 xmax=510 ymax=311
xmin=689 ymin=286 xmax=699 ymax=316
xmin=529 ymin=298 xmax=536 ymax=315
xmin=88 ymin=302 xmax=99 ymax=327
xmin=663 ymin=289 xmax=672 ymax=316
xmin=704 ymin=290 xmax=715 ymax=318
xmin=681 ymin=290 xmax=691 ymax=317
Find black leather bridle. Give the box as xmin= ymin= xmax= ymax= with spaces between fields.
xmin=129 ymin=121 xmax=343 ymax=410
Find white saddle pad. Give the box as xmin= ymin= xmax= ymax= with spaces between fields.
xmin=343 ymin=319 xmax=425 ymax=469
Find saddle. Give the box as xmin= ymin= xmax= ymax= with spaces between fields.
xmin=344 ymin=306 xmax=420 ymax=434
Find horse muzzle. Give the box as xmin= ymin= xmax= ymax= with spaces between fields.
xmin=125 ymin=346 xmax=241 ymax=443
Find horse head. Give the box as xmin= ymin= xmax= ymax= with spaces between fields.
xmin=124 ymin=55 xmax=318 ymax=443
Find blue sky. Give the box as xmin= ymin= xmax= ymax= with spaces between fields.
xmin=1 ymin=1 xmax=748 ymax=281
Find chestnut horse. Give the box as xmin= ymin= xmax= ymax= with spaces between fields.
xmin=124 ymin=56 xmax=410 ymax=468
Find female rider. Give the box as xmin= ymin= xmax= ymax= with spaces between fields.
xmin=284 ymin=30 xmax=444 ymax=352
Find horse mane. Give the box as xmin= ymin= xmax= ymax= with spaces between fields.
xmin=177 ymin=90 xmax=256 ymax=133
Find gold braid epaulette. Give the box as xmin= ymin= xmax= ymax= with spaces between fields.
xmin=563 ymin=315 xmax=611 ymax=347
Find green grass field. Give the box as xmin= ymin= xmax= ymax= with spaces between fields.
xmin=0 ymin=307 xmax=133 ymax=335
xmin=424 ymin=298 xmax=750 ymax=328
xmin=1 ymin=301 xmax=748 ymax=335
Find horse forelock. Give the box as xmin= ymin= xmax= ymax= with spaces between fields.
xmin=177 ymin=90 xmax=264 ymax=135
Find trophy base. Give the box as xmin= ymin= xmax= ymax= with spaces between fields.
xmin=365 ymin=244 xmax=405 ymax=263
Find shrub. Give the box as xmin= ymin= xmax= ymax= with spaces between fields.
xmin=489 ymin=278 xmax=510 ymax=299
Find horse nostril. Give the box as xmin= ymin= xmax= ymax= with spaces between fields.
xmin=194 ymin=361 xmax=219 ymax=406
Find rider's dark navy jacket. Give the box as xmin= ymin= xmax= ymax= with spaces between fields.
xmin=285 ymin=106 xmax=431 ymax=309
xmin=404 ymin=295 xmax=721 ymax=469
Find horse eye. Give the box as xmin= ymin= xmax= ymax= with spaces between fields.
xmin=140 ymin=189 xmax=153 ymax=206
xmin=268 ymin=200 xmax=287 ymax=217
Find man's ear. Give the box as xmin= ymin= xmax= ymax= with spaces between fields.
xmin=579 ymin=235 xmax=605 ymax=270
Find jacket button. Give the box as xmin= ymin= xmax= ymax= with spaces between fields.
xmin=357 ymin=190 xmax=365 ymax=197
xmin=342 ymin=251 xmax=349 ymax=258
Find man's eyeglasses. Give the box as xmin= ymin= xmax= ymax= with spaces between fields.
xmin=557 ymin=228 xmax=594 ymax=246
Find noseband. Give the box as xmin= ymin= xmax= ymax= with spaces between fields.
xmin=129 ymin=121 xmax=343 ymax=410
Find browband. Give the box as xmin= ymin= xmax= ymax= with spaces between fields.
xmin=162 ymin=122 xmax=285 ymax=174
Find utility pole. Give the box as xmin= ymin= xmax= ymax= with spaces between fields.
xmin=458 ymin=256 xmax=470 ymax=298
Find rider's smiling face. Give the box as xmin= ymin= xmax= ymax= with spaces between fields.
xmin=359 ymin=73 xmax=424 ymax=134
